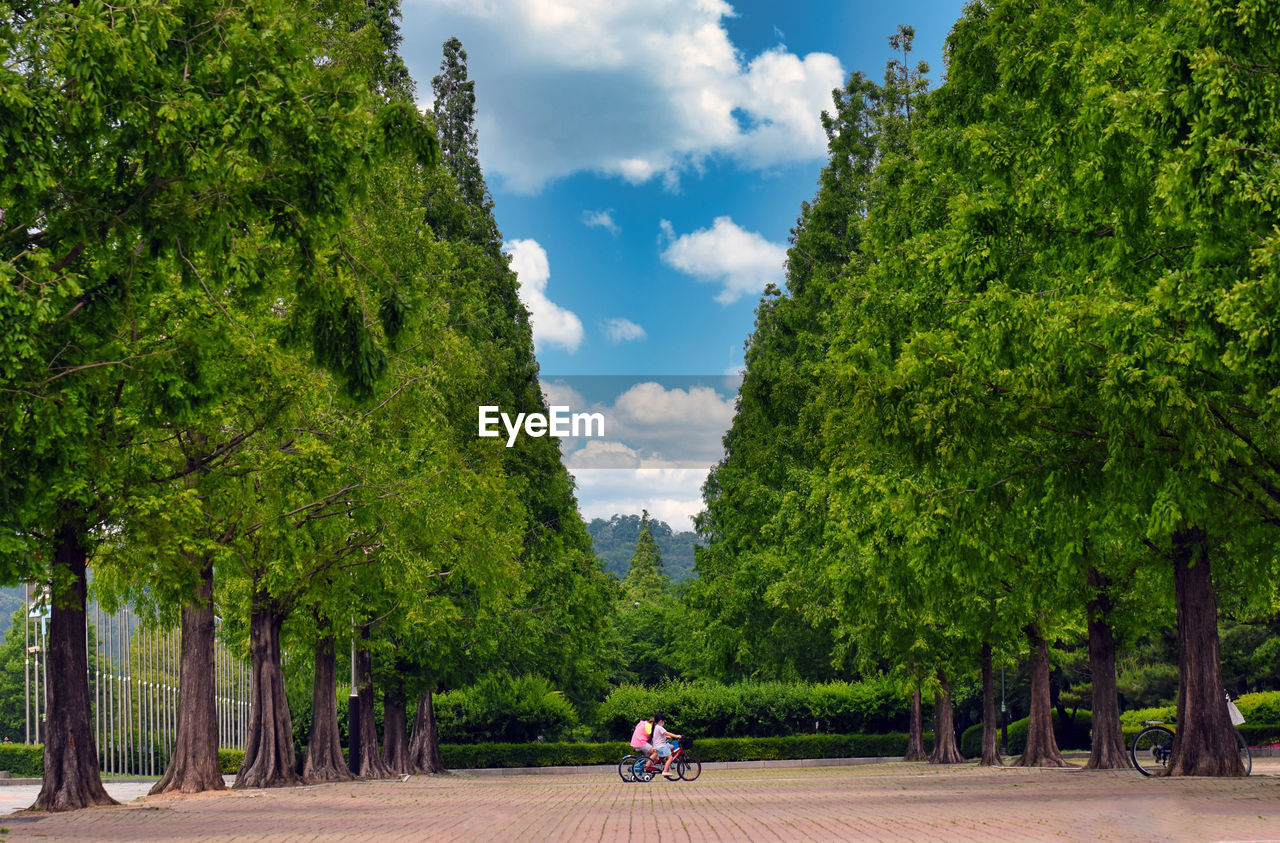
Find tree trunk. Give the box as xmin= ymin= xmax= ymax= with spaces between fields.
xmin=1084 ymin=567 xmax=1131 ymax=770
xmin=235 ymin=597 xmax=299 ymax=788
xmin=1167 ymin=527 xmax=1243 ymax=776
xmin=929 ymin=670 xmax=963 ymax=764
xmin=980 ymin=642 xmax=1002 ymax=766
xmin=151 ymin=557 xmax=225 ymax=794
xmin=408 ymin=690 xmax=447 ymax=774
xmin=31 ymin=515 xmax=117 ymax=812
xmin=302 ymin=637 xmax=352 ymax=783
xmin=1017 ymin=626 xmax=1067 ymax=767
xmin=354 ymin=636 xmax=391 ymax=779
xmin=903 ymin=686 xmax=927 ymax=761
xmin=382 ymin=677 xmax=410 ymax=774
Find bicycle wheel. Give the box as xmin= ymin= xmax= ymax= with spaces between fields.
xmin=1131 ymin=726 xmax=1174 ymax=777
xmin=634 ymin=757 xmax=656 ymax=782
xmin=619 ymin=755 xmax=639 ymax=782
xmin=1236 ymin=730 xmax=1252 ymax=776
xmin=678 ymin=755 xmax=701 ymax=782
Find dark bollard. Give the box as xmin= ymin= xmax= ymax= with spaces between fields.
xmin=348 ymin=693 xmax=361 ymax=775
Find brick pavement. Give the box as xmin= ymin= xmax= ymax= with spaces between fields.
xmin=4 ymin=759 xmax=1278 ymax=841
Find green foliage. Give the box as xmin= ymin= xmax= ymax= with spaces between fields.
xmin=438 ymin=733 xmax=934 ymax=769
xmin=0 ymin=744 xmax=43 ymax=777
xmin=1237 ymin=692 xmax=1280 ymax=725
xmin=219 ymin=748 xmax=245 ymax=775
xmin=961 ymin=710 xmax=1093 ymax=758
xmin=434 ymin=675 xmax=579 ymax=744
xmin=597 ymin=679 xmax=910 ymax=740
xmin=588 ymin=515 xmax=698 ymax=583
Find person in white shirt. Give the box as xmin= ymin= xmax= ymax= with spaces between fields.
xmin=650 ymin=714 xmax=683 ymax=780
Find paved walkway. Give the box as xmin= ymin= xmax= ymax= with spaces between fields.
xmin=4 ymin=759 xmax=1278 ymax=841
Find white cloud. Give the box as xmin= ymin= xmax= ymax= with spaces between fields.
xmin=581 ymin=209 xmax=620 ymax=234
xmin=503 ymin=239 xmax=584 ymax=352
xmin=660 ymin=216 xmax=787 ymax=303
xmin=401 ymin=0 xmax=844 ymax=192
xmin=603 ymin=317 xmax=646 ymax=343
xmin=570 ymin=467 xmax=708 ymax=531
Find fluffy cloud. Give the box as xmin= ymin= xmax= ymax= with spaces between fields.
xmin=603 ymin=317 xmax=646 ymax=343
xmin=570 ymin=467 xmax=709 ymax=531
xmin=660 ymin=216 xmax=787 ymax=303
xmin=503 ymin=239 xmax=584 ymax=352
xmin=581 ymin=209 xmax=620 ymax=234
xmin=402 ymin=0 xmax=844 ymax=192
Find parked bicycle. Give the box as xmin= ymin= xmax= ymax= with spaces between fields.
xmin=618 ymin=737 xmax=701 ymax=782
xmin=1130 ymin=692 xmax=1251 ymax=776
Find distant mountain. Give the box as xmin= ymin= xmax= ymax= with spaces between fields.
xmin=587 ymin=514 xmax=700 ymax=583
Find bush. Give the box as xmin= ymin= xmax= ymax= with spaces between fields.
xmin=219 ymin=748 xmax=244 ymax=775
xmin=960 ymin=710 xmax=1092 ymax=758
xmin=1237 ymin=691 xmax=1280 ymax=725
xmin=1119 ymin=706 xmax=1176 ymax=729
xmin=439 ymin=732 xmax=935 ymax=769
xmin=435 ymin=674 xmax=579 ymax=744
xmin=0 ymin=743 xmax=43 ymax=777
xmin=596 ymin=678 xmax=910 ymax=740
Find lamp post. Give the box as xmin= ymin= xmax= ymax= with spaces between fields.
xmin=348 ymin=629 xmax=360 ymax=775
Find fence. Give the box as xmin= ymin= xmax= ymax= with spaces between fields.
xmin=21 ymin=584 xmax=250 ymax=776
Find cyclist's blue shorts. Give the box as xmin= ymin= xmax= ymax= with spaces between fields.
xmin=655 ymin=744 xmax=673 ymax=758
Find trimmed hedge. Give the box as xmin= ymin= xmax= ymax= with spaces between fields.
xmin=439 ymin=732 xmax=935 ymax=769
xmin=960 ymin=710 xmax=1092 ymax=758
xmin=597 ymin=679 xmax=911 ymax=740
xmin=436 ymin=675 xmax=579 ymax=744
xmin=220 ymin=748 xmax=245 ymax=775
xmin=0 ymin=743 xmax=43 ymax=777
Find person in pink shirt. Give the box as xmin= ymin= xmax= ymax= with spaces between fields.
xmin=630 ymin=716 xmax=656 ymax=762
xmin=650 ymin=714 xmax=682 ymax=780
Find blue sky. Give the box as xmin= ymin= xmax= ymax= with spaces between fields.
xmin=400 ymin=0 xmax=969 ymax=528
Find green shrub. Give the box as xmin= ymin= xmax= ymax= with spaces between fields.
xmin=0 ymin=743 xmax=43 ymax=777
xmin=596 ymin=678 xmax=911 ymax=740
xmin=960 ymin=710 xmax=1092 ymax=757
xmin=1237 ymin=691 xmax=1280 ymax=725
xmin=439 ymin=732 xmax=936 ymax=768
xmin=219 ymin=748 xmax=244 ymax=775
xmin=435 ymin=674 xmax=579 ymax=744
xmin=1119 ymin=706 xmax=1176 ymax=729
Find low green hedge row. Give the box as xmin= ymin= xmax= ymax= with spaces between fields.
xmin=960 ymin=713 xmax=1280 ymax=758
xmin=1118 ymin=692 xmax=1280 ymax=730
xmin=0 ymin=743 xmax=43 ymax=777
xmin=597 ymin=678 xmax=913 ymax=740
xmin=438 ymin=732 xmax=935 ymax=769
xmin=219 ymin=748 xmax=245 ymax=775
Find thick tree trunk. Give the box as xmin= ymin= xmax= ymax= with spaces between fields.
xmin=929 ymin=671 xmax=964 ymax=764
xmin=1084 ymin=567 xmax=1131 ymax=770
xmin=1167 ymin=527 xmax=1243 ymax=776
xmin=31 ymin=515 xmax=117 ymax=812
xmin=903 ymin=686 xmax=927 ymax=761
xmin=980 ymin=642 xmax=1002 ymax=766
xmin=382 ymin=678 xmax=410 ymax=774
xmin=235 ymin=598 xmax=299 ymax=788
xmin=151 ymin=558 xmax=225 ymax=794
xmin=408 ymin=690 xmax=447 ymax=774
xmin=354 ymin=637 xmax=391 ymax=779
xmin=1017 ymin=626 xmax=1067 ymax=767
xmin=302 ymin=637 xmax=352 ymax=783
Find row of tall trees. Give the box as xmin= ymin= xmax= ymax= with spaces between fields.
xmin=1 ymin=0 xmax=615 ymax=810
xmin=688 ymin=2 xmax=1280 ymax=776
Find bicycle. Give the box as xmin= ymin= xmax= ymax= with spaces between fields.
xmin=618 ymin=737 xmax=701 ymax=782
xmin=1130 ymin=693 xmax=1251 ymax=777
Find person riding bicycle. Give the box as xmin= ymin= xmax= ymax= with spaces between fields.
xmin=630 ymin=716 xmax=657 ymax=763
xmin=651 ymin=714 xmax=683 ymax=780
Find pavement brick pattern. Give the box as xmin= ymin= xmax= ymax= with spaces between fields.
xmin=5 ymin=759 xmax=1279 ymax=841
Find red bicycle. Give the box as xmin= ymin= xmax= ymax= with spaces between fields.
xmin=618 ymin=737 xmax=701 ymax=782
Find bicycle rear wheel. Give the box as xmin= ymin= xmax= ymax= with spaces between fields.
xmin=618 ymin=755 xmax=639 ymax=782
xmin=1236 ymin=730 xmax=1252 ymax=776
xmin=678 ymin=755 xmax=701 ymax=781
xmin=1131 ymin=726 xmax=1174 ymax=777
